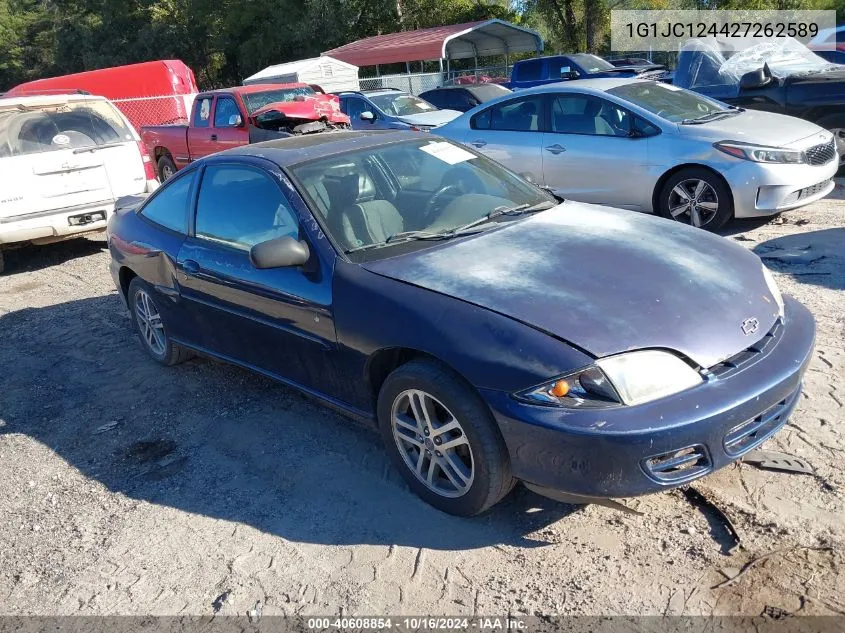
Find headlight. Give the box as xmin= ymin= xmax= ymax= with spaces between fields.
xmin=516 ymin=350 xmax=703 ymax=408
xmin=762 ymin=264 xmax=785 ymax=318
xmin=714 ymin=141 xmax=805 ymax=164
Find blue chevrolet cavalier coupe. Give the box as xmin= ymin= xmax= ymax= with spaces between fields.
xmin=108 ymin=131 xmax=815 ymax=516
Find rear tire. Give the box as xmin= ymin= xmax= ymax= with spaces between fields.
xmin=157 ymin=155 xmax=177 ymax=181
xmin=128 ymin=277 xmax=192 ymax=366
xmin=657 ymin=167 xmax=733 ymax=231
xmin=377 ymin=359 xmax=514 ymax=516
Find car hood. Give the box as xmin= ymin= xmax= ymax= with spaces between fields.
xmin=362 ymin=202 xmax=780 ymax=368
xmin=397 ymin=109 xmax=462 ymax=127
xmin=679 ymin=109 xmax=827 ymax=146
xmin=251 ymin=97 xmax=350 ymax=124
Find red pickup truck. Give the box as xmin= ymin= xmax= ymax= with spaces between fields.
xmin=141 ymin=83 xmax=350 ymax=180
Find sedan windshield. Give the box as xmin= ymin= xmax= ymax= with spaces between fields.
xmin=290 ymin=139 xmax=556 ymax=256
xmin=369 ymin=93 xmax=438 ymax=116
xmin=242 ymin=87 xmax=316 ymax=113
xmin=606 ymin=82 xmax=730 ymax=123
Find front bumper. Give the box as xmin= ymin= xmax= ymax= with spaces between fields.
xmin=481 ymin=296 xmax=815 ymax=498
xmin=723 ymin=158 xmax=837 ymax=218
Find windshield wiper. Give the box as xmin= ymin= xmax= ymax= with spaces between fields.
xmin=344 ymin=200 xmax=556 ymax=254
xmin=681 ymin=109 xmax=742 ymax=125
xmin=73 ymin=142 xmax=124 ymax=154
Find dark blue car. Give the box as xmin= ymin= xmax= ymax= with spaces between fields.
xmin=509 ymin=54 xmax=668 ymax=90
xmin=107 ymin=131 xmax=814 ymax=516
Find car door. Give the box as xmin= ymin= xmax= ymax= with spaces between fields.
xmin=463 ymin=94 xmax=546 ymax=184
xmin=175 ymin=160 xmax=337 ymax=391
xmin=186 ymin=95 xmax=217 ymax=160
xmin=210 ymin=95 xmax=249 ymax=151
xmin=541 ymin=92 xmax=653 ymax=210
xmin=343 ymin=96 xmax=385 ymax=130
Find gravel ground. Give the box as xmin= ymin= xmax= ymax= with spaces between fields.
xmin=0 ymin=190 xmax=843 ymax=617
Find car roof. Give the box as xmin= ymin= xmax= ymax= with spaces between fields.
xmin=214 ymin=130 xmax=420 ymax=167
xmin=0 ymin=93 xmax=109 ymax=109
xmin=519 ymin=77 xmax=649 ymax=94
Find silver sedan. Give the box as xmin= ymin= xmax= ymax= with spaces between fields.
xmin=434 ymin=78 xmax=838 ymax=231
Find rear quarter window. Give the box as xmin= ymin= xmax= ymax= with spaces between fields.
xmin=139 ymin=170 xmax=196 ymax=234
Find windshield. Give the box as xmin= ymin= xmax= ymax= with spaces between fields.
xmin=570 ymin=54 xmax=616 ymax=73
xmin=242 ymin=87 xmax=316 ymax=113
xmin=290 ymin=138 xmax=555 ymax=256
xmin=0 ymin=99 xmax=134 ymax=157
xmin=369 ymin=93 xmax=438 ymax=116
xmin=607 ymin=82 xmax=729 ymax=122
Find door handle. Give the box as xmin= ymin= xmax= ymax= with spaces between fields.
xmin=470 ymin=139 xmax=487 ymax=148
xmin=544 ymin=144 xmax=566 ymax=155
xmin=210 ymin=134 xmax=218 ymax=141
xmin=181 ymin=259 xmax=200 ymax=275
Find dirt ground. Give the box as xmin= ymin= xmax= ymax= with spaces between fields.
xmin=0 ymin=188 xmax=843 ymax=618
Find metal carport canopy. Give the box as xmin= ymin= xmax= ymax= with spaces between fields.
xmin=322 ymin=19 xmax=543 ymax=67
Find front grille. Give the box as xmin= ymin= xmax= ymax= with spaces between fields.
xmin=708 ymin=319 xmax=783 ymax=379
xmin=783 ymin=180 xmax=832 ymax=206
xmin=642 ymin=445 xmax=711 ymax=484
xmin=805 ymin=138 xmax=837 ymax=165
xmin=723 ymin=388 xmax=799 ymax=456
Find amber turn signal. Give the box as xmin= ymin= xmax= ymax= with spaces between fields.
xmin=550 ymin=380 xmax=569 ymax=397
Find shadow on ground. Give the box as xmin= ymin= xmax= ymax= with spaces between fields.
xmin=0 ymin=294 xmax=580 ymax=551
xmin=754 ymin=228 xmax=845 ymax=291
xmin=1 ymin=237 xmax=107 ymax=276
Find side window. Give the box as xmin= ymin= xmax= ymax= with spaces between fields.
xmin=213 ymin=97 xmax=241 ymax=127
xmin=454 ymin=91 xmax=478 ymax=110
xmin=632 ymin=117 xmax=660 ymax=137
xmin=471 ymin=96 xmax=543 ymax=132
xmin=193 ymin=97 xmax=212 ymax=128
xmin=550 ymin=94 xmax=630 ymax=137
xmin=420 ymin=92 xmax=445 ymax=109
xmin=195 ymin=165 xmax=299 ymax=250
xmin=345 ymin=97 xmax=372 ymax=120
xmin=515 ymin=60 xmax=543 ymax=81
xmin=140 ymin=171 xmax=195 ymax=233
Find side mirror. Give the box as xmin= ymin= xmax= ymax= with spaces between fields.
xmin=250 ymin=235 xmax=310 ymax=269
xmin=739 ymin=68 xmax=771 ymax=90
xmin=560 ymin=66 xmax=578 ymax=80
xmin=360 ymin=111 xmax=375 ymax=122
xmin=228 ymin=114 xmax=243 ymax=127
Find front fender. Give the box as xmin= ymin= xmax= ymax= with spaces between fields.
xmin=332 ymin=260 xmax=592 ymax=412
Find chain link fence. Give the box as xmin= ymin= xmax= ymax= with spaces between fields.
xmin=359 ymin=65 xmax=512 ymax=95
xmin=111 ymin=94 xmax=196 ymax=133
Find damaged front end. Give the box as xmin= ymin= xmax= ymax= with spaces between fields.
xmin=248 ymin=94 xmax=351 ymax=142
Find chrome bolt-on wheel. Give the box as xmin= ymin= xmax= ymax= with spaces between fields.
xmin=667 ymin=178 xmax=719 ymax=228
xmin=134 ymin=289 xmax=166 ymax=357
xmin=161 ymin=163 xmax=175 ymax=179
xmin=390 ymin=389 xmax=474 ymax=498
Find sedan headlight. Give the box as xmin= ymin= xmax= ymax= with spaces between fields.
xmin=762 ymin=264 xmax=785 ymax=318
xmin=516 ymin=350 xmax=703 ymax=408
xmin=714 ymin=141 xmax=805 ymax=164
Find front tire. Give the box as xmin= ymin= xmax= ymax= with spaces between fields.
xmin=657 ymin=167 xmax=733 ymax=231
xmin=128 ymin=277 xmax=191 ymax=366
xmin=377 ymin=359 xmax=514 ymax=516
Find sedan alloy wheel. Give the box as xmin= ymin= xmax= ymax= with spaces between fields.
xmin=390 ymin=389 xmax=474 ymax=498
xmin=667 ymin=178 xmax=719 ymax=228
